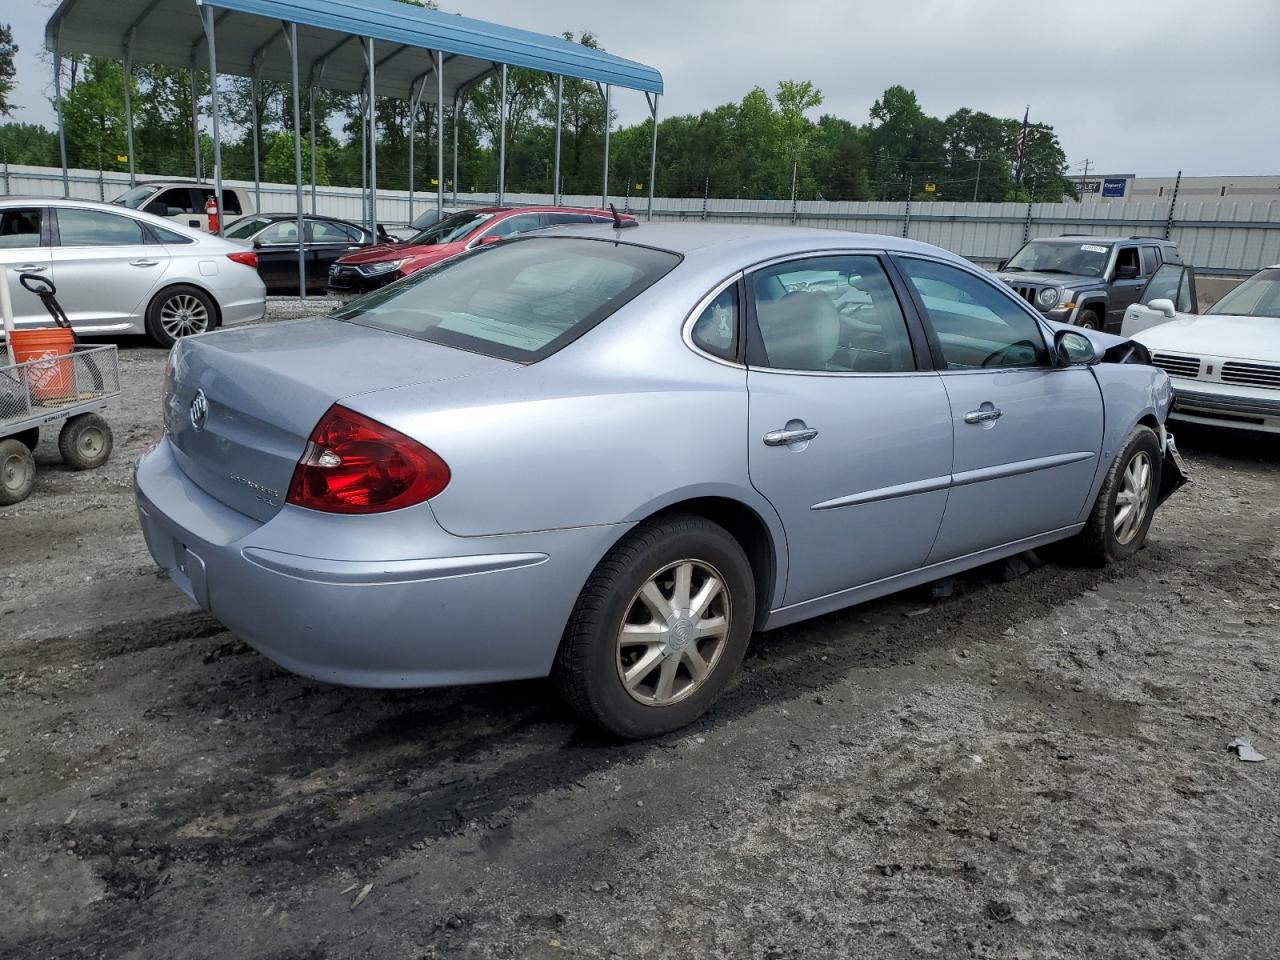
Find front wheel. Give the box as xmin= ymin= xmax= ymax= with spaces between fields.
xmin=58 ymin=413 xmax=113 ymax=470
xmin=553 ymin=514 xmax=756 ymax=739
xmin=1075 ymin=308 xmax=1101 ymax=331
xmin=0 ymin=438 xmax=36 ymax=505
xmin=1074 ymin=425 xmax=1162 ymax=565
xmin=145 ymin=285 xmax=216 ymax=348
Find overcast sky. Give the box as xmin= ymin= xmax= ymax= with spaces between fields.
xmin=7 ymin=0 xmax=1279 ymax=177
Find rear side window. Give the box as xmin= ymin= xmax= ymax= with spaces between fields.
xmin=335 ymin=237 xmax=681 ymax=362
xmin=56 ymin=208 xmax=147 ymax=246
xmin=0 ymin=207 xmax=44 ymax=248
xmin=196 ymin=188 xmax=242 ymax=216
xmin=1140 ymin=246 xmax=1159 ymax=275
xmin=150 ymin=224 xmax=196 ymax=245
xmin=690 ymin=284 xmax=739 ymax=361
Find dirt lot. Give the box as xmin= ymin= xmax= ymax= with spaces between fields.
xmin=2 ymin=308 xmax=1278 ymax=960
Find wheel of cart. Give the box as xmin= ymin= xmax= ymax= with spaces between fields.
xmin=0 ymin=270 xmax=122 ymax=505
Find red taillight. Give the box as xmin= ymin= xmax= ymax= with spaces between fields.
xmin=286 ymin=405 xmax=450 ymax=514
xmin=227 ymin=251 xmax=258 ymax=269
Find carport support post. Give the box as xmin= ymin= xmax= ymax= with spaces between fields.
xmin=553 ymin=75 xmax=563 ymax=206
xmin=190 ymin=64 xmax=202 ymax=181
xmin=309 ymin=87 xmax=317 ymax=214
xmin=497 ymin=64 xmax=507 ymax=205
xmin=249 ymin=65 xmax=262 ymax=214
xmin=435 ymin=52 xmax=444 ymax=219
xmin=123 ymin=30 xmax=137 ymax=187
xmin=286 ymin=21 xmax=306 ymax=300
xmin=52 ymin=35 xmax=69 ymax=198
xmin=407 ymin=78 xmax=421 ymax=222
xmin=201 ymin=6 xmax=224 ymax=237
xmin=646 ymin=92 xmax=659 ymax=221
xmin=366 ymin=38 xmax=378 ymax=240
xmin=451 ymin=90 xmax=460 ymax=203
xmin=600 ymin=83 xmax=611 ymax=208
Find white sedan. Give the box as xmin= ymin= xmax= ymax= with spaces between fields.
xmin=0 ymin=197 xmax=266 ymax=348
xmin=1128 ymin=263 xmax=1280 ymax=433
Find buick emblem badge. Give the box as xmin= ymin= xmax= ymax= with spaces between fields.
xmin=190 ymin=388 xmax=209 ymax=432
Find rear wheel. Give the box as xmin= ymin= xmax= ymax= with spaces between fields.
xmin=1074 ymin=425 xmax=1162 ymax=565
xmin=145 ymin=285 xmax=216 ymax=348
xmin=553 ymin=514 xmax=756 ymax=739
xmin=58 ymin=413 xmax=113 ymax=470
xmin=0 ymin=438 xmax=36 ymax=505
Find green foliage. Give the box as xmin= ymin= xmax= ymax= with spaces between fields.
xmin=0 ymin=20 xmax=1076 ymax=206
xmin=0 ymin=23 xmax=16 ymax=118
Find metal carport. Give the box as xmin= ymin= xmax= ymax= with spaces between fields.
xmin=44 ymin=0 xmax=665 ymax=297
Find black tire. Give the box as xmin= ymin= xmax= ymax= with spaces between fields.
xmin=1075 ymin=308 xmax=1101 ymax=331
xmin=14 ymin=427 xmax=39 ymax=451
xmin=1074 ymin=425 xmax=1162 ymax=565
xmin=58 ymin=413 xmax=113 ymax=470
xmin=145 ymin=284 xmax=217 ymax=348
xmin=553 ymin=514 xmax=757 ymax=739
xmin=0 ymin=438 xmax=36 ymax=505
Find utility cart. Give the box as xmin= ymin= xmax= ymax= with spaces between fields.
xmin=1 ymin=272 xmax=120 ymax=505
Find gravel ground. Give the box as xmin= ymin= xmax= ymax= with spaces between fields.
xmin=2 ymin=306 xmax=1278 ymax=959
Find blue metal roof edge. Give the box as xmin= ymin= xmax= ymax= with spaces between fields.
xmin=191 ymin=0 xmax=664 ymax=94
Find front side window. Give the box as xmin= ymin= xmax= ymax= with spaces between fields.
xmin=690 ymin=284 xmax=739 ymax=361
xmin=899 ymin=257 xmax=1049 ymax=369
xmin=56 ymin=208 xmax=147 ymax=247
xmin=1005 ymin=240 xmax=1111 ymax=278
xmin=224 ymin=216 xmax=273 ymax=240
xmin=485 ymin=214 xmax=543 ymax=241
xmin=1141 ymin=264 xmax=1193 ymax=312
xmin=750 ymin=255 xmax=915 ymax=372
xmin=1207 ymin=268 xmax=1280 ymax=319
xmin=258 ymin=221 xmax=302 ymax=245
xmin=334 ymin=237 xmax=680 ymax=362
xmin=0 ymin=207 xmax=44 ymax=248
xmin=1114 ymin=246 xmax=1140 ymax=278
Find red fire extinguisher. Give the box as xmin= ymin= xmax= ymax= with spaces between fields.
xmin=205 ymin=194 xmax=219 ymax=234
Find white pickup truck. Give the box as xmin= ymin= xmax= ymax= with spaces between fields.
xmin=111 ymin=180 xmax=256 ymax=233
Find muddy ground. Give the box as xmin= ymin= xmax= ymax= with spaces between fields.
xmin=2 ymin=306 xmax=1278 ymax=960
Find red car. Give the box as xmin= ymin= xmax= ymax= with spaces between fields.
xmin=326 ymin=206 xmax=633 ymax=295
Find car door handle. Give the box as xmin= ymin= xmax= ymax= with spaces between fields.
xmin=16 ymin=264 xmax=47 ymax=272
xmin=964 ymin=408 xmax=1003 ymax=425
xmin=130 ymin=259 xmax=160 ymax=267
xmin=763 ymin=427 xmax=819 ymax=446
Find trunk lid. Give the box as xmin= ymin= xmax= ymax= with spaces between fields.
xmin=164 ymin=316 xmax=515 ymax=522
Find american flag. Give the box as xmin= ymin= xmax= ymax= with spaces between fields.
xmin=1013 ymin=106 xmax=1029 ymax=186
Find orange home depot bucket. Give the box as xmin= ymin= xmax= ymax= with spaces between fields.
xmin=10 ymin=327 xmax=77 ymax=402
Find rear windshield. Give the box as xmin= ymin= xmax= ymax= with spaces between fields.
xmin=334 ymin=237 xmax=680 ymax=362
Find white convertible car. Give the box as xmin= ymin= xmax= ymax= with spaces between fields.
xmin=1125 ymin=263 xmax=1280 ymax=434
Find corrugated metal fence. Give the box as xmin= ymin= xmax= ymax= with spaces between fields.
xmin=5 ymin=162 xmax=1277 ymax=275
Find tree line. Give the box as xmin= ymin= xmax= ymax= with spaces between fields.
xmin=0 ymin=22 xmax=1078 ymax=205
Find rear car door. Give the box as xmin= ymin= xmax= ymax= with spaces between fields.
xmin=0 ymin=205 xmax=54 ymax=326
xmin=253 ymin=220 xmax=304 ymax=294
xmin=50 ymin=207 xmax=172 ymax=330
xmin=306 ymin=219 xmax=365 ymax=289
xmin=743 ymin=253 xmax=952 ymax=606
xmin=1107 ymin=244 xmax=1146 ymax=330
xmin=1122 ymin=264 xmax=1199 ymax=335
xmin=895 ymin=255 xmax=1104 ymax=561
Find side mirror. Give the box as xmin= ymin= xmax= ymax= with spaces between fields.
xmin=1147 ymin=298 xmax=1177 ymax=319
xmin=1055 ymin=328 xmax=1102 ymax=366
xmin=1114 ymin=264 xmax=1139 ymax=280
xmin=252 ymin=239 xmax=263 ymax=249
xmin=477 ymin=235 xmax=503 ymax=247
xmin=997 ymin=259 xmax=1008 ymax=271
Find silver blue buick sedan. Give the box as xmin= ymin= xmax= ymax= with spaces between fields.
xmin=134 ymin=223 xmax=1187 ymax=738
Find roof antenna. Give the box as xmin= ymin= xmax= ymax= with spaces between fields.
xmin=608 ymin=203 xmax=637 ymax=229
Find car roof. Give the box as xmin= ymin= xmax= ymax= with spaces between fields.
xmin=1039 ymin=235 xmax=1177 ymax=244
xmin=530 ymin=221 xmax=969 ymax=263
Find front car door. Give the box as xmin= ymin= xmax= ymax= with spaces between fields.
xmin=50 ymin=207 xmax=172 ymax=331
xmin=1122 ymin=263 xmax=1199 ymax=336
xmin=894 ymin=256 xmax=1104 ymax=561
xmin=1106 ymin=244 xmax=1146 ymax=331
xmin=0 ymin=205 xmax=54 ymax=326
xmin=743 ymin=253 xmax=953 ymax=607
xmin=474 ymin=213 xmax=543 ymax=246
xmin=306 ymin=219 xmax=365 ymax=289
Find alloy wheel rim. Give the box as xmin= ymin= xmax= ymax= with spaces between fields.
xmin=616 ymin=559 xmax=731 ymax=707
xmin=1114 ymin=450 xmax=1153 ymax=545
xmin=159 ymin=294 xmax=210 ymax=339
